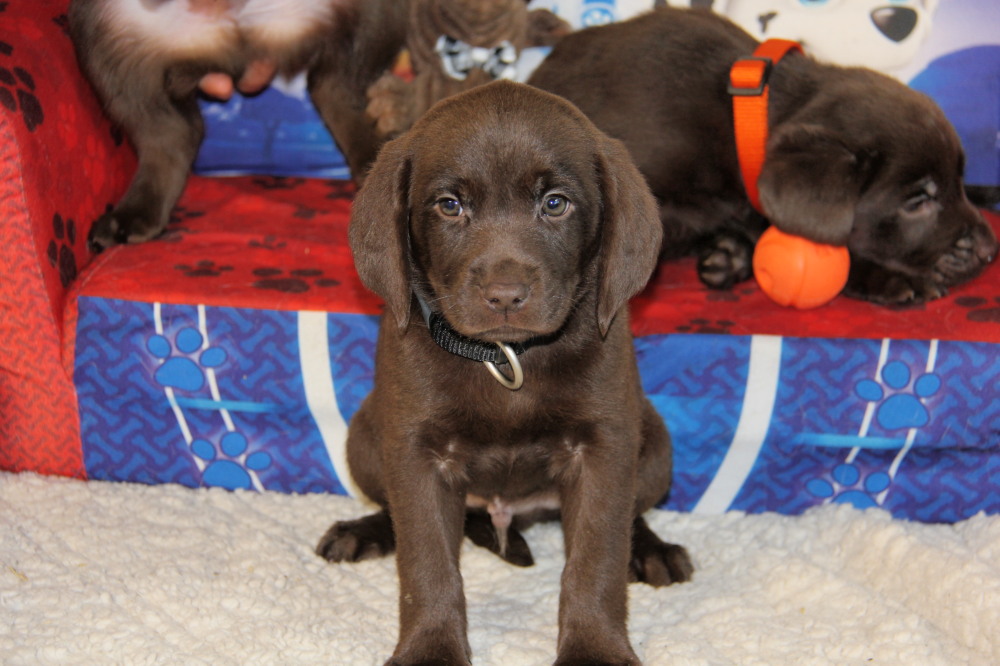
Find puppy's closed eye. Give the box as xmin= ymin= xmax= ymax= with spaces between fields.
xmin=902 ymin=180 xmax=939 ymax=216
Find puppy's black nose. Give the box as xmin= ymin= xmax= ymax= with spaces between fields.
xmin=483 ymin=282 xmax=529 ymax=313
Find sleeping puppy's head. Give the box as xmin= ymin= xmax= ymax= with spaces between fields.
xmin=350 ymin=79 xmax=661 ymax=338
xmin=757 ymin=68 xmax=997 ymax=304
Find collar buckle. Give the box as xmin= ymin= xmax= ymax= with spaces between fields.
xmin=727 ymin=56 xmax=773 ymax=97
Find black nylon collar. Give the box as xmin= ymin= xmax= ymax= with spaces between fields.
xmin=426 ymin=311 xmax=525 ymax=365
xmin=415 ymin=292 xmax=537 ymax=366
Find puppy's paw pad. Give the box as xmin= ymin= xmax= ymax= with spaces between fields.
xmin=697 ymin=235 xmax=753 ymax=289
xmin=88 ymin=208 xmax=164 ymax=251
xmin=934 ymin=234 xmax=987 ymax=283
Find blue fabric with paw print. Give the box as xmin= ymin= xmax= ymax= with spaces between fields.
xmin=75 ymin=296 xmax=1000 ymax=522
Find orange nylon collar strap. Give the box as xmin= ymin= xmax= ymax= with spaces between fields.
xmin=729 ymin=39 xmax=803 ymax=214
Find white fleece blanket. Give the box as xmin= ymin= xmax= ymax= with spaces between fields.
xmin=1 ymin=472 xmax=997 ymax=665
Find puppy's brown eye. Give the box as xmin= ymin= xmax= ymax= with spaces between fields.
xmin=437 ymin=198 xmax=463 ymax=217
xmin=542 ymin=195 xmax=570 ymax=217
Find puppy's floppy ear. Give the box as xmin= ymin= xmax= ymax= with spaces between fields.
xmin=758 ymin=123 xmax=877 ymax=246
xmin=349 ymin=135 xmax=413 ymax=329
xmin=595 ymin=134 xmax=663 ymax=336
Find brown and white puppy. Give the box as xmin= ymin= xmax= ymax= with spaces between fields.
xmin=316 ymin=80 xmax=692 ymax=665
xmin=529 ymin=7 xmax=997 ymax=305
xmin=365 ymin=0 xmax=571 ymax=141
xmin=68 ymin=0 xmax=408 ymax=251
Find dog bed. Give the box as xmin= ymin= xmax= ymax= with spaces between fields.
xmin=2 ymin=2 xmax=999 ymax=524
xmin=2 ymin=471 xmax=998 ymax=664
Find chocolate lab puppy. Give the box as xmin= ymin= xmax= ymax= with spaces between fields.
xmin=316 ymin=80 xmax=692 ymax=665
xmin=529 ymin=7 xmax=997 ymax=305
xmin=68 ymin=0 xmax=408 ymax=251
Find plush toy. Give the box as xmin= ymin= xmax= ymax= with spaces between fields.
xmin=752 ymin=227 xmax=851 ymax=309
xmin=366 ymin=0 xmax=571 ymax=140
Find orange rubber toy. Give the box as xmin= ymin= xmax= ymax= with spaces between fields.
xmin=752 ymin=227 xmax=851 ymax=309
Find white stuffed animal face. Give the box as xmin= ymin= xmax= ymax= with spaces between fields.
xmin=720 ymin=0 xmax=939 ymax=72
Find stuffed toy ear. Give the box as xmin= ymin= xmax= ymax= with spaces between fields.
xmin=595 ymin=134 xmax=663 ymax=336
xmin=348 ymin=136 xmax=414 ymax=329
xmin=758 ymin=123 xmax=875 ymax=246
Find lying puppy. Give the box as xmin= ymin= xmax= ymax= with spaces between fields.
xmin=316 ymin=80 xmax=692 ymax=664
xmin=529 ymin=7 xmax=998 ymax=305
xmin=68 ymin=0 xmax=408 ymax=251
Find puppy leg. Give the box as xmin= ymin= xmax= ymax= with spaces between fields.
xmin=385 ymin=449 xmax=472 ymax=665
xmin=316 ymin=397 xmax=397 ymax=562
xmin=554 ymin=435 xmax=641 ymax=664
xmin=307 ymin=0 xmax=407 ymax=183
xmin=844 ymin=257 xmax=947 ymax=305
xmin=88 ymin=68 xmax=205 ymax=251
xmin=630 ymin=399 xmax=693 ymax=586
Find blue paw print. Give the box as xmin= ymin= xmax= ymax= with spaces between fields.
xmin=854 ymin=361 xmax=941 ymax=430
xmin=191 ymin=432 xmax=272 ymax=491
xmin=147 ymin=327 xmax=227 ymax=391
xmin=806 ymin=462 xmax=892 ymax=509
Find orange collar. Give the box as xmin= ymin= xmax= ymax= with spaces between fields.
xmin=729 ymin=39 xmax=803 ymax=214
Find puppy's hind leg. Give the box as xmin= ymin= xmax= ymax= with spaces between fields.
xmin=87 ymin=63 xmax=207 ymax=251
xmin=630 ymin=399 xmax=693 ymax=586
xmin=463 ymin=510 xmax=534 ymax=567
xmin=316 ymin=509 xmax=396 ymax=562
xmin=629 ymin=515 xmax=693 ymax=586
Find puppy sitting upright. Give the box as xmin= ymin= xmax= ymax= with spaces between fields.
xmin=68 ymin=0 xmax=408 ymax=251
xmin=529 ymin=7 xmax=997 ymax=305
xmin=316 ymin=80 xmax=692 ymax=665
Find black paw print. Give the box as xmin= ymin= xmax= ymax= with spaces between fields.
xmin=53 ymin=13 xmax=70 ymax=36
xmin=0 ymin=42 xmax=43 ymax=132
xmin=251 ymin=176 xmax=306 ymax=191
xmin=252 ymin=267 xmax=340 ymax=293
xmin=956 ymin=296 xmax=1000 ymax=324
xmin=325 ymin=180 xmax=356 ymax=199
xmin=47 ymin=213 xmax=78 ymax=288
xmin=168 ymin=205 xmax=205 ymax=224
xmin=675 ymin=318 xmax=735 ymax=335
xmin=293 ymin=205 xmax=319 ymax=220
xmin=175 ymin=260 xmax=234 ymax=278
xmin=249 ymin=235 xmax=287 ymax=250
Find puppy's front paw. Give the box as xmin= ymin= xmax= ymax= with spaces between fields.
xmin=933 ymin=232 xmax=994 ymax=288
xmin=555 ymin=643 xmax=639 ymax=666
xmin=366 ymin=74 xmax=416 ymax=139
xmin=849 ymin=273 xmax=946 ymax=306
xmin=87 ymin=207 xmax=166 ymax=252
xmin=697 ymin=232 xmax=754 ymax=289
xmin=316 ymin=510 xmax=395 ymax=563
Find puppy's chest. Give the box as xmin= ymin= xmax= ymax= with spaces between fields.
xmin=427 ymin=420 xmax=591 ymax=500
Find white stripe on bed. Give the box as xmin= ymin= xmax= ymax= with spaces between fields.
xmin=298 ymin=310 xmax=364 ymax=499
xmin=693 ymin=334 xmax=783 ymax=514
